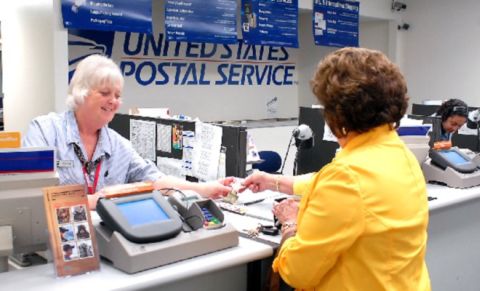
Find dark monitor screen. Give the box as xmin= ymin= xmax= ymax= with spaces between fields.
xmin=117 ymin=198 xmax=169 ymax=226
xmin=439 ymin=150 xmax=469 ymax=165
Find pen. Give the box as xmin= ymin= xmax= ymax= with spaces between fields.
xmin=243 ymin=198 xmax=265 ymax=205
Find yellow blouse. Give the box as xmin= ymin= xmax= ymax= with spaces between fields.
xmin=273 ymin=125 xmax=431 ymax=291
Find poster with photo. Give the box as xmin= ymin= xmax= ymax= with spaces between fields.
xmin=43 ymin=184 xmax=100 ymax=277
xmin=172 ymin=124 xmax=183 ymax=150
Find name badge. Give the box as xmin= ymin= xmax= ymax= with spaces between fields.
xmin=57 ymin=160 xmax=74 ymax=168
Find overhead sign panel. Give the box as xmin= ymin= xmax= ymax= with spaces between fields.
xmin=313 ymin=0 xmax=359 ymax=48
xmin=61 ymin=0 xmax=153 ymax=33
xmin=241 ymin=0 xmax=299 ymax=48
xmin=165 ymin=0 xmax=238 ymax=44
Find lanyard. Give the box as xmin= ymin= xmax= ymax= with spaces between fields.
xmin=73 ymin=143 xmax=103 ymax=194
xmin=81 ymin=160 xmax=102 ymax=194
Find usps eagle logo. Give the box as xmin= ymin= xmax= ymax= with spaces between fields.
xmin=68 ymin=30 xmax=115 ymax=80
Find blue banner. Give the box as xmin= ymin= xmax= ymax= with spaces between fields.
xmin=69 ymin=30 xmax=295 ymax=87
xmin=68 ymin=29 xmax=298 ymax=121
xmin=61 ymin=0 xmax=153 ymax=33
xmin=165 ymin=0 xmax=237 ymax=44
xmin=313 ymin=0 xmax=359 ymax=48
xmin=0 ymin=149 xmax=55 ymax=173
xmin=241 ymin=0 xmax=299 ymax=48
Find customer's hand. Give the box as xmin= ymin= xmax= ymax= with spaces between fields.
xmin=240 ymin=171 xmax=276 ymax=193
xmin=273 ymin=198 xmax=299 ymax=225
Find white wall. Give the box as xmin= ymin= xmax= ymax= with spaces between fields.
xmin=360 ymin=20 xmax=390 ymax=56
xmin=0 ymin=1 xmax=68 ymax=134
xmin=402 ymin=0 xmax=480 ymax=107
xmin=297 ymin=11 xmax=337 ymax=107
xmin=297 ymin=2 xmax=397 ymax=108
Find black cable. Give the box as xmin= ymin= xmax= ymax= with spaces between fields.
xmin=477 ymin=123 xmax=479 ymax=153
xmin=158 ymin=187 xmax=185 ymax=195
xmin=293 ymin=150 xmax=298 ymax=176
xmin=280 ymin=134 xmax=294 ymax=174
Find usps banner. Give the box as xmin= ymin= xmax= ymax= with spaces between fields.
xmin=165 ymin=0 xmax=237 ymax=44
xmin=313 ymin=0 xmax=359 ymax=48
xmin=61 ymin=0 xmax=153 ymax=33
xmin=241 ymin=0 xmax=299 ymax=48
xmin=68 ymin=30 xmax=298 ymax=122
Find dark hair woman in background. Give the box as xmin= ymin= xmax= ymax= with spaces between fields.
xmin=434 ymin=98 xmax=468 ymax=141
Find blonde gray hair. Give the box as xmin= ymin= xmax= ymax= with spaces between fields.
xmin=66 ymin=54 xmax=124 ymax=110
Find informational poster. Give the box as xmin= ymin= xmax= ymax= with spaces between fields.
xmin=241 ymin=0 xmax=299 ymax=48
xmin=313 ymin=0 xmax=359 ymax=48
xmin=165 ymin=0 xmax=237 ymax=44
xmin=157 ymin=157 xmax=185 ymax=178
xmin=130 ymin=119 xmax=156 ymax=162
xmin=61 ymin=0 xmax=153 ymax=33
xmin=157 ymin=124 xmax=172 ymax=153
xmin=192 ymin=122 xmax=222 ymax=181
xmin=181 ymin=131 xmax=195 ymax=177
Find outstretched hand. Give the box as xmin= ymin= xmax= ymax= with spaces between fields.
xmin=240 ymin=171 xmax=275 ymax=193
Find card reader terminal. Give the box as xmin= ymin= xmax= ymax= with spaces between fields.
xmin=422 ymin=147 xmax=480 ymax=188
xmin=96 ymin=191 xmax=182 ymax=244
xmin=429 ymin=148 xmax=478 ymax=173
xmin=201 ymin=207 xmax=222 ymax=229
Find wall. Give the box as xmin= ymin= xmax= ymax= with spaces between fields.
xmin=297 ymin=1 xmax=397 ymax=107
xmin=296 ymin=11 xmax=337 ymax=107
xmin=360 ymin=20 xmax=391 ymax=57
xmin=66 ymin=0 xmax=397 ymax=122
xmin=1 ymin=0 xmax=395 ymax=134
xmin=0 ymin=1 xmax=68 ymax=133
xmin=100 ymin=0 xmax=299 ymax=122
xmin=401 ymin=0 xmax=480 ymax=107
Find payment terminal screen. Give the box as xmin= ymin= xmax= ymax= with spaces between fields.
xmin=117 ymin=198 xmax=169 ymax=226
xmin=440 ymin=150 xmax=468 ymax=165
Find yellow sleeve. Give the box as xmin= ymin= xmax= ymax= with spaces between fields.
xmin=273 ymin=164 xmax=365 ymax=289
xmin=292 ymin=173 xmax=314 ymax=196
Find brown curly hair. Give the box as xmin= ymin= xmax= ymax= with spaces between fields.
xmin=310 ymin=47 xmax=409 ymax=137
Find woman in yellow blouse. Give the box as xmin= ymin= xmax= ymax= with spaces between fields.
xmin=242 ymin=47 xmax=431 ymax=291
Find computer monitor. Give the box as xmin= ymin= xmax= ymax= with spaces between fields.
xmin=0 ymin=174 xmax=58 ymax=272
xmin=411 ymin=103 xmax=440 ymax=116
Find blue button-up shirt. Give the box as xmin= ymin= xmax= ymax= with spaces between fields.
xmin=23 ymin=111 xmax=162 ymax=190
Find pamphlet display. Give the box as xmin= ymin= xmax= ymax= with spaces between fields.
xmin=43 ymin=184 xmax=100 ymax=277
